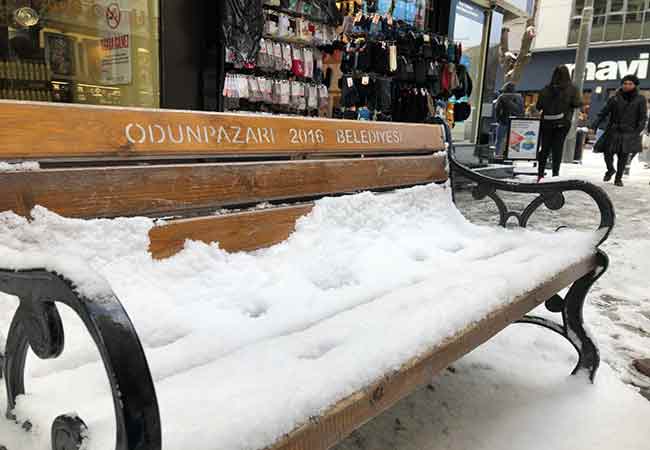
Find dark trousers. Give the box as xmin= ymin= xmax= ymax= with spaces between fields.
xmin=605 ymin=151 xmax=630 ymax=180
xmin=538 ymin=123 xmax=569 ymax=178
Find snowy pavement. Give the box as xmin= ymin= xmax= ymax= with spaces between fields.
xmin=334 ymin=150 xmax=650 ymax=450
xmin=454 ymin=150 xmax=650 ymax=396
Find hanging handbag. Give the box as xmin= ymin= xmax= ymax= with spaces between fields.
xmin=642 ymin=132 xmax=650 ymax=150
xmin=593 ymin=128 xmax=609 ymax=154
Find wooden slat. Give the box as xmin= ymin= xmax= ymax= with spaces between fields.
xmin=267 ymin=254 xmax=599 ymax=450
xmin=0 ymin=154 xmax=447 ymax=219
xmin=0 ymin=101 xmax=446 ymax=160
xmin=149 ymin=205 xmax=314 ymax=259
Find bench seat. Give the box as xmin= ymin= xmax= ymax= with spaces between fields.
xmin=0 ymin=184 xmax=600 ymax=450
xmin=0 ymin=102 xmax=615 ymax=450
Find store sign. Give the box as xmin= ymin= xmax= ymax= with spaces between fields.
xmin=517 ymin=47 xmax=650 ymax=91
xmin=566 ymin=53 xmax=649 ymax=82
xmin=98 ymin=1 xmax=132 ymax=85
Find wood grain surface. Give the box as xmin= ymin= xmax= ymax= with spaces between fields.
xmin=1 ymin=154 xmax=447 ymax=219
xmin=0 ymin=101 xmax=446 ymax=159
xmin=149 ymin=205 xmax=315 ymax=259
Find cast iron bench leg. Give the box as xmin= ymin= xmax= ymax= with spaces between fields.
xmin=448 ymin=139 xmax=615 ymax=383
xmin=518 ymin=251 xmax=609 ymax=382
xmin=0 ymin=269 xmax=161 ymax=450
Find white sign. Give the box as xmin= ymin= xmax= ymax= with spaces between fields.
xmin=566 ymin=53 xmax=649 ymax=82
xmin=99 ymin=1 xmax=131 ymax=85
xmin=507 ymin=118 xmax=541 ymax=161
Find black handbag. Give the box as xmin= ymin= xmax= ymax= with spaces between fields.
xmin=396 ymin=56 xmax=415 ymax=82
xmin=593 ymin=129 xmax=609 ymax=154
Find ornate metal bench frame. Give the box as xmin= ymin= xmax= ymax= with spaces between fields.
xmin=0 ymin=146 xmax=615 ymax=450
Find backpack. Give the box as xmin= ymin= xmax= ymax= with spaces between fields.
xmin=496 ymin=94 xmax=523 ymax=124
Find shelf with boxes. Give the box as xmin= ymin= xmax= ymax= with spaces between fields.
xmin=0 ymin=59 xmax=53 ymax=102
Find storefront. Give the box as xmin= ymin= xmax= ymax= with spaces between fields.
xmin=0 ymin=0 xmax=527 ymax=137
xmin=0 ymin=0 xmax=161 ymax=107
xmin=515 ymin=45 xmax=650 ymax=122
xmin=0 ymin=0 xmax=211 ymax=110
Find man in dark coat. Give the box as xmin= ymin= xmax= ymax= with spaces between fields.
xmin=592 ymin=75 xmax=648 ymax=187
xmin=494 ymin=82 xmax=524 ymax=158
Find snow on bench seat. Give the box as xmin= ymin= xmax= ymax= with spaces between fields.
xmin=0 ymin=184 xmax=599 ymax=450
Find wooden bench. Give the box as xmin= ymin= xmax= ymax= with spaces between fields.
xmin=0 ymin=101 xmax=615 ymax=450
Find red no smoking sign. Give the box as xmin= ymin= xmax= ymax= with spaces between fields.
xmin=106 ymin=3 xmax=121 ymax=29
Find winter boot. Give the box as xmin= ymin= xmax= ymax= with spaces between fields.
xmin=603 ymin=170 xmax=616 ymax=182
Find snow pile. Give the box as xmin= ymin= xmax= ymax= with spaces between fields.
xmin=0 ymin=206 xmax=153 ymax=298
xmin=0 ymin=184 xmax=602 ymax=450
xmin=334 ymin=323 xmax=650 ymax=450
xmin=0 ymin=161 xmax=40 ymax=172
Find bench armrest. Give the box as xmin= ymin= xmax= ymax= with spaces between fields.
xmin=448 ymin=146 xmax=615 ymax=247
xmin=0 ymin=269 xmax=161 ymax=450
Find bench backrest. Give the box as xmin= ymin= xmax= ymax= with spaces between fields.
xmin=0 ymin=100 xmax=448 ymax=257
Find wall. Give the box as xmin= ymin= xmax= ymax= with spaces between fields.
xmin=506 ymin=16 xmax=527 ymax=50
xmin=533 ymin=0 xmax=572 ymax=50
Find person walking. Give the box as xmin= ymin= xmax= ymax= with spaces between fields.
xmin=591 ymin=75 xmax=648 ymax=187
xmin=535 ymin=65 xmax=582 ymax=181
xmin=494 ymin=82 xmax=524 ymax=158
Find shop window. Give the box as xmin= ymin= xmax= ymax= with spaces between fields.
xmin=624 ymin=12 xmax=644 ymax=39
xmin=573 ymin=0 xmax=585 ymax=15
xmin=644 ymin=11 xmax=650 ymax=37
xmin=605 ymin=14 xmax=624 ymax=40
xmin=452 ymin=1 xmax=486 ymax=143
xmin=568 ymin=17 xmax=581 ymax=44
xmin=1 ymin=1 xmax=160 ymax=107
xmin=609 ymin=0 xmax=624 ymax=12
xmin=594 ymin=0 xmax=608 ymax=15
xmin=591 ymin=15 xmax=606 ymax=41
xmin=570 ymin=0 xmax=650 ymax=43
xmin=627 ymin=0 xmax=646 ymax=12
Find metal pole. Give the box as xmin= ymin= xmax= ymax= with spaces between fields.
xmin=563 ymin=2 xmax=594 ymax=162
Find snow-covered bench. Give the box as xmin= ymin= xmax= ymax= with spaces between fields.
xmin=0 ymin=102 xmax=614 ymax=450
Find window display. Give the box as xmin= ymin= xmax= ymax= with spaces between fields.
xmin=222 ymin=0 xmax=339 ymax=117
xmin=0 ymin=1 xmax=160 ymax=107
xmin=333 ymin=5 xmax=470 ymax=123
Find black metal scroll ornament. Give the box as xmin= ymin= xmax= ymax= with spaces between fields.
xmin=0 ymin=270 xmax=161 ymax=450
xmin=448 ymin=143 xmax=615 ymax=382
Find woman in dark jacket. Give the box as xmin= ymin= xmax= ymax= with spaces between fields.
xmin=592 ymin=75 xmax=648 ymax=187
xmin=535 ymin=65 xmax=582 ymax=180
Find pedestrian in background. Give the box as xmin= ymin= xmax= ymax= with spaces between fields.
xmin=535 ymin=65 xmax=582 ymax=181
xmin=494 ymin=82 xmax=524 ymax=158
xmin=592 ymin=75 xmax=648 ymax=187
